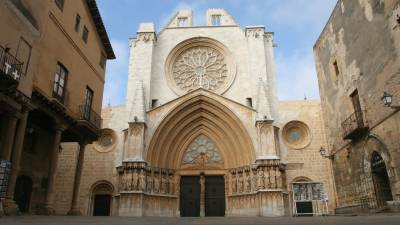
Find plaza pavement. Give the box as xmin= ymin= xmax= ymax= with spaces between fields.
xmin=1 ymin=214 xmax=400 ymax=225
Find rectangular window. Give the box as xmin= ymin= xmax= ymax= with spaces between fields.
xmin=333 ymin=60 xmax=339 ymax=77
xmin=55 ymin=0 xmax=64 ymax=11
xmin=83 ymin=86 xmax=94 ymax=120
xmin=212 ymin=15 xmax=221 ymax=26
xmin=177 ymin=17 xmax=188 ymax=27
xmin=151 ymin=99 xmax=158 ymax=108
xmin=350 ymin=89 xmax=364 ymax=126
xmin=53 ymin=63 xmax=68 ymax=102
xmin=246 ymin=98 xmax=253 ymax=108
xmin=16 ymin=37 xmax=32 ymax=75
xmin=74 ymin=14 xmax=81 ymax=32
xmin=99 ymin=53 xmax=106 ymax=69
xmin=82 ymin=26 xmax=89 ymax=43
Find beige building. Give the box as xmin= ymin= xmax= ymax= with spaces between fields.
xmin=0 ymin=0 xmax=114 ymax=216
xmin=54 ymin=9 xmax=335 ymax=217
xmin=314 ymin=0 xmax=400 ymax=213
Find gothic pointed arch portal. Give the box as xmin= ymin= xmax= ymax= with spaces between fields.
xmin=146 ymin=92 xmax=255 ymax=170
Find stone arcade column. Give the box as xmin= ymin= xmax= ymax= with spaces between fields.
xmin=36 ymin=124 xmax=66 ymax=215
xmin=3 ymin=111 xmax=29 ymax=215
xmin=0 ymin=115 xmax=19 ymax=161
xmin=67 ymin=141 xmax=88 ymax=215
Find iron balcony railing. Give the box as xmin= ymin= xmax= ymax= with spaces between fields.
xmin=0 ymin=45 xmax=23 ymax=81
xmin=341 ymin=110 xmax=368 ymax=140
xmin=78 ymin=105 xmax=102 ymax=129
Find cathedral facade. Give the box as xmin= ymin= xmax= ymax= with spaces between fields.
xmin=54 ymin=9 xmax=335 ymax=217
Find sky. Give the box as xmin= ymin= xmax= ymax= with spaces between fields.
xmin=97 ymin=0 xmax=337 ymax=106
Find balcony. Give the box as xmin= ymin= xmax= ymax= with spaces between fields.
xmin=78 ymin=105 xmax=102 ymax=129
xmin=0 ymin=46 xmax=23 ymax=90
xmin=342 ymin=110 xmax=369 ymax=140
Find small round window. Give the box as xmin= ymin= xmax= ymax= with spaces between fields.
xmin=99 ymin=133 xmax=113 ymax=147
xmin=282 ymin=121 xmax=311 ymax=149
xmin=94 ymin=129 xmax=116 ymax=152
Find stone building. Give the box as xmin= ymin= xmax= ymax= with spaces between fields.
xmin=54 ymin=9 xmax=335 ymax=217
xmin=0 ymin=0 xmax=114 ymax=215
xmin=314 ymin=0 xmax=400 ymax=213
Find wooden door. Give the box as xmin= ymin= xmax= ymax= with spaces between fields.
xmin=180 ymin=176 xmax=200 ymax=217
xmin=205 ymin=176 xmax=225 ymax=216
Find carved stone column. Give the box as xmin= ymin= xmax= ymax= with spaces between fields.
xmin=67 ymin=141 xmax=88 ymax=215
xmin=0 ymin=115 xmax=18 ymax=161
xmin=37 ymin=124 xmax=66 ymax=215
xmin=3 ymin=111 xmax=28 ymax=215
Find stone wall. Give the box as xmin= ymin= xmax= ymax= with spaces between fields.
xmin=314 ymin=0 xmax=400 ymax=212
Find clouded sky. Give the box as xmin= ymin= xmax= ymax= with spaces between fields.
xmin=97 ymin=0 xmax=337 ymax=106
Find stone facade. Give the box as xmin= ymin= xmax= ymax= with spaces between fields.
xmin=314 ymin=0 xmax=400 ymax=213
xmin=0 ymin=0 xmax=114 ymax=216
xmin=54 ymin=9 xmax=334 ymax=217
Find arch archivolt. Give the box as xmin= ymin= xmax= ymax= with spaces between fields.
xmin=362 ymin=134 xmax=393 ymax=178
xmin=146 ymin=93 xmax=255 ymax=170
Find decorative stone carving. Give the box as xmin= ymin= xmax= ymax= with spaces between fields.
xmin=165 ymin=38 xmax=236 ymax=95
xmin=182 ymin=135 xmax=222 ymax=165
xmin=171 ymin=46 xmax=228 ymax=93
xmin=231 ymin=173 xmax=237 ymax=194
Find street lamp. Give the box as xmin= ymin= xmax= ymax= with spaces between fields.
xmin=381 ymin=92 xmax=400 ymax=109
xmin=319 ymin=147 xmax=334 ymax=160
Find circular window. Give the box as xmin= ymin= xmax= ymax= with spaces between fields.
xmin=165 ymin=37 xmax=236 ymax=95
xmin=282 ymin=121 xmax=311 ymax=149
xmin=94 ymin=129 xmax=116 ymax=153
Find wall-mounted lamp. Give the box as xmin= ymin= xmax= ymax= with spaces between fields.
xmin=319 ymin=147 xmax=334 ymax=160
xmin=381 ymin=92 xmax=400 ymax=109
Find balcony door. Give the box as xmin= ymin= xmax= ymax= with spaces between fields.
xmin=350 ymin=90 xmax=363 ymax=126
xmin=83 ymin=87 xmax=93 ymax=120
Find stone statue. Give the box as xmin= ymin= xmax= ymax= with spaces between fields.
xmin=231 ymin=175 xmax=237 ymax=193
xmin=168 ymin=174 xmax=174 ymax=194
xmin=147 ymin=174 xmax=153 ymax=193
xmin=238 ymin=173 xmax=244 ymax=193
xmin=257 ymin=169 xmax=264 ymax=189
xmin=132 ymin=170 xmax=138 ymax=190
xmin=264 ymin=167 xmax=270 ymax=188
xmin=139 ymin=169 xmax=146 ymax=191
xmin=161 ymin=174 xmax=167 ymax=194
xmin=270 ymin=168 xmax=276 ymax=189
xmin=121 ymin=173 xmax=128 ymax=190
xmin=276 ymin=170 xmax=282 ymax=189
xmin=245 ymin=172 xmax=251 ymax=192
xmin=174 ymin=176 xmax=180 ymax=195
xmin=154 ymin=173 xmax=160 ymax=193
xmin=252 ymin=170 xmax=258 ymax=191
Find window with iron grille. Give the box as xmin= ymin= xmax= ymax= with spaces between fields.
xmin=75 ymin=14 xmax=81 ymax=32
xmin=84 ymin=86 xmax=94 ymax=120
xmin=82 ymin=26 xmax=89 ymax=43
xmin=53 ymin=63 xmax=68 ymax=102
xmin=211 ymin=15 xmax=221 ymax=26
xmin=55 ymin=0 xmax=64 ymax=11
xmin=100 ymin=53 xmax=106 ymax=69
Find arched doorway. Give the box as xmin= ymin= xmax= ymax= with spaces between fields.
xmin=371 ymin=151 xmax=393 ymax=207
xmin=146 ymin=92 xmax=255 ymax=217
xmin=90 ymin=182 xmax=114 ymax=216
xmin=14 ymin=175 xmax=32 ymax=213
